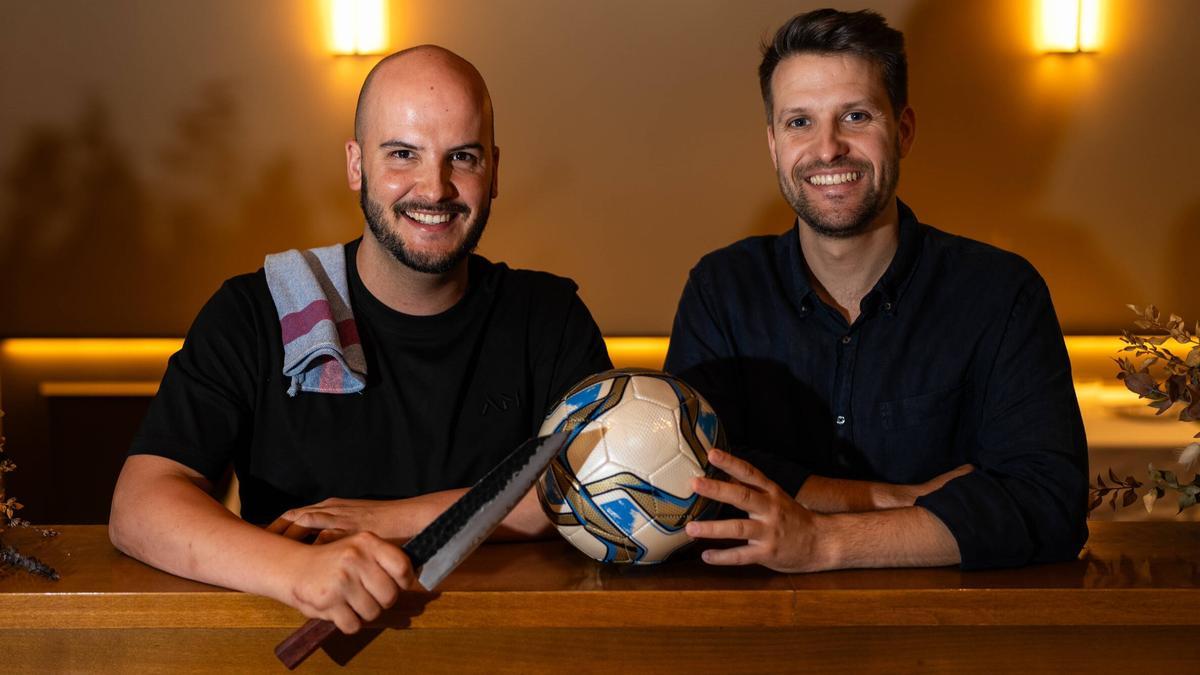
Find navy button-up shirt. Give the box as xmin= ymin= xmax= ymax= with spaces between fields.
xmin=665 ymin=200 xmax=1088 ymax=569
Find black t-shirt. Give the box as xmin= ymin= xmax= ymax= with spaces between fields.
xmin=131 ymin=239 xmax=612 ymax=523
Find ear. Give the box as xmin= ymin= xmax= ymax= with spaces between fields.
xmin=897 ymin=106 xmax=916 ymax=159
xmin=345 ymin=140 xmax=363 ymax=191
xmin=490 ymin=145 xmax=500 ymax=199
xmin=766 ymin=123 xmax=779 ymax=172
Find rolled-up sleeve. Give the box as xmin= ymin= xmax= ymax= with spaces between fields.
xmin=916 ymin=276 xmax=1089 ymax=569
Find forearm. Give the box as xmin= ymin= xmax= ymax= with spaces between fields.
xmin=109 ymin=456 xmax=306 ymax=604
xmin=688 ymin=449 xmax=961 ymax=573
xmin=798 ymin=464 xmax=974 ymax=514
xmin=397 ymin=487 xmax=552 ymax=541
xmin=797 ymin=475 xmax=915 ymax=513
xmin=814 ymin=506 xmax=960 ymax=570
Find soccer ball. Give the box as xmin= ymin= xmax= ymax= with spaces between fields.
xmin=536 ymin=368 xmax=726 ymax=564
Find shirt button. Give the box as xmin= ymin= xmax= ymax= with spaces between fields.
xmin=841 ymin=335 xmax=852 ymax=344
xmin=835 ymin=415 xmax=846 ymax=425
xmin=883 ymin=302 xmax=893 ymax=311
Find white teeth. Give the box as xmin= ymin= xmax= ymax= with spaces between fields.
xmin=405 ymin=211 xmax=453 ymax=225
xmin=807 ymin=172 xmax=860 ymax=186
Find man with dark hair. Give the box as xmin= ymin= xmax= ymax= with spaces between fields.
xmin=667 ymin=9 xmax=1088 ymax=571
xmin=110 ymin=45 xmax=611 ymax=633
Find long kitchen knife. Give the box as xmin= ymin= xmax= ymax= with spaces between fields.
xmin=274 ymin=431 xmax=568 ymax=669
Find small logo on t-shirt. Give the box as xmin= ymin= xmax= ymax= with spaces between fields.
xmin=481 ymin=390 xmax=521 ymax=416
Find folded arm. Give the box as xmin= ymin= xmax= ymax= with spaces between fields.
xmin=687 ymin=449 xmax=960 ymax=571
xmin=797 ymin=464 xmax=974 ymax=513
xmin=109 ymin=454 xmax=418 ymax=634
xmin=912 ymin=278 xmax=1089 ymax=568
xmin=265 ymin=487 xmax=553 ymax=544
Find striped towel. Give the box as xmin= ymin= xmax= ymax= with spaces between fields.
xmin=264 ymin=244 xmax=367 ymax=396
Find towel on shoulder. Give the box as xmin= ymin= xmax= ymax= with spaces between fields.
xmin=264 ymin=244 xmax=367 ymax=396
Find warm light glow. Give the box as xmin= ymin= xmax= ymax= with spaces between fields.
xmin=1039 ymin=0 xmax=1102 ymax=53
xmin=331 ymin=0 xmax=388 ymax=56
xmin=604 ymin=337 xmax=670 ymax=370
xmin=1063 ymin=335 xmax=1122 ymax=353
xmin=0 ymin=335 xmax=1129 ymax=377
xmin=38 ymin=381 xmax=161 ymax=397
xmin=0 ymin=338 xmax=183 ymax=360
xmin=1078 ymin=0 xmax=1102 ymax=51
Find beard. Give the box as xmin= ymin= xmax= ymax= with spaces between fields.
xmin=360 ymin=173 xmax=490 ymax=275
xmin=778 ymin=141 xmax=900 ymax=240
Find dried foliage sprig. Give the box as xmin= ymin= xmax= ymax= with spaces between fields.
xmin=1115 ymin=305 xmax=1200 ymax=422
xmin=1088 ymin=306 xmax=1200 ymax=516
xmin=0 ymin=410 xmax=60 ymax=580
xmin=1088 ymin=468 xmax=1142 ymax=513
xmin=0 ymin=541 xmax=59 ymax=581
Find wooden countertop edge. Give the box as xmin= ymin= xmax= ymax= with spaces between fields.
xmin=1 ymin=587 xmax=1196 ymax=630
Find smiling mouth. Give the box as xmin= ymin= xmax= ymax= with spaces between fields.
xmin=807 ymin=172 xmax=862 ymax=187
xmin=402 ymin=210 xmax=456 ymax=225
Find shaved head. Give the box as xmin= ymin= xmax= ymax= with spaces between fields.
xmin=354 ymin=45 xmax=494 ymax=145
xmin=346 ymin=44 xmax=500 ymax=277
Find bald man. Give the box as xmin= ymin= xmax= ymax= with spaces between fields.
xmin=109 ymin=46 xmax=611 ymax=633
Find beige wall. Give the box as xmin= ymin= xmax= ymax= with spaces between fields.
xmin=1 ymin=0 xmax=1197 ymax=337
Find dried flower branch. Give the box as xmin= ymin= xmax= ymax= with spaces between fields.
xmin=0 ymin=409 xmax=60 ymax=580
xmin=1088 ymin=306 xmax=1200 ymax=516
xmin=0 ymin=541 xmax=59 ymax=581
xmin=1088 ymin=468 xmax=1142 ymax=513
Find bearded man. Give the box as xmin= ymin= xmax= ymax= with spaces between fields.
xmin=110 ymin=46 xmax=611 ymax=633
xmin=666 ymin=9 xmax=1088 ymax=572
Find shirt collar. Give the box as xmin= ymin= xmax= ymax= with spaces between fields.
xmin=869 ymin=198 xmax=924 ymax=316
xmin=776 ymin=219 xmax=816 ymax=318
xmin=777 ymin=198 xmax=925 ymax=320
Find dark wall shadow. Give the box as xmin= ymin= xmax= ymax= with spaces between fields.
xmin=0 ymin=82 xmax=320 ymax=338
xmin=0 ymin=83 xmax=330 ymax=522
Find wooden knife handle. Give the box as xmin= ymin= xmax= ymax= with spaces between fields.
xmin=275 ymin=618 xmax=338 ymax=669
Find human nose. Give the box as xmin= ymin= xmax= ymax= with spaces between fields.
xmin=413 ymin=161 xmax=456 ymax=203
xmin=814 ymin=122 xmax=849 ymax=164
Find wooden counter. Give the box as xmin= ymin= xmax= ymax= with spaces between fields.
xmin=2 ymin=523 xmax=1199 ymax=672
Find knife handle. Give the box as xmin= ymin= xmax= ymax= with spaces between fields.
xmin=275 ymin=540 xmax=420 ymax=669
xmin=275 ymin=617 xmax=338 ymax=669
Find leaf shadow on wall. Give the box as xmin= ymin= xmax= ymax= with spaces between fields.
xmin=0 ymin=82 xmax=317 ymax=337
xmin=901 ymin=0 xmax=1143 ymax=333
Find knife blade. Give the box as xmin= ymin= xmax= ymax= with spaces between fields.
xmin=274 ymin=431 xmax=568 ymax=669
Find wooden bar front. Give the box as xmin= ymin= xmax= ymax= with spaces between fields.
xmin=2 ymin=523 xmax=1198 ymax=672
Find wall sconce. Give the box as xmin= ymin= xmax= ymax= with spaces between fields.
xmin=1039 ymin=0 xmax=1101 ymax=53
xmin=331 ymin=0 xmax=388 ymax=55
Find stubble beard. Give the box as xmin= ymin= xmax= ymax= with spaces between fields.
xmin=780 ymin=140 xmax=901 ymax=240
xmin=359 ymin=172 xmax=490 ymax=275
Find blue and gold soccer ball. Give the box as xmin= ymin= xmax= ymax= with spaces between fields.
xmin=536 ymin=368 xmax=726 ymax=564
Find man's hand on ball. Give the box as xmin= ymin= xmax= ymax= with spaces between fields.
xmin=280 ymin=531 xmax=418 ymax=634
xmin=685 ymin=448 xmax=830 ymax=573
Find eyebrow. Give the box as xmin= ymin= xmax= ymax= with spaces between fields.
xmin=379 ymin=140 xmax=419 ymax=150
xmin=778 ymin=100 xmax=885 ymax=118
xmin=377 ymin=140 xmax=486 ymax=153
xmin=840 ymin=99 xmax=884 ymax=111
xmin=448 ymin=142 xmax=485 ymax=154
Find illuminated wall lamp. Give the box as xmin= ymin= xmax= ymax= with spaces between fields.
xmin=1039 ymin=0 xmax=1101 ymax=53
xmin=331 ymin=0 xmax=388 ymax=55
